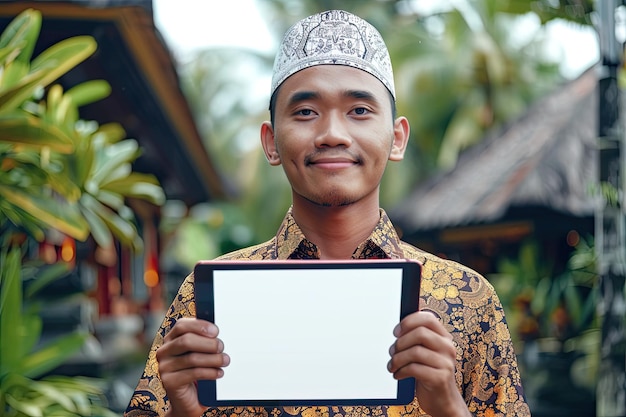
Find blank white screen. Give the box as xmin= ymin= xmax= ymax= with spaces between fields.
xmin=213 ymin=268 xmax=403 ymax=401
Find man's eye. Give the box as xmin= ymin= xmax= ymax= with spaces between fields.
xmin=297 ymin=109 xmax=314 ymax=116
xmin=353 ymin=107 xmax=369 ymax=115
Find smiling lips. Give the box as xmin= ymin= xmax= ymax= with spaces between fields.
xmin=308 ymin=157 xmax=357 ymax=169
xmin=305 ymin=151 xmax=362 ymax=169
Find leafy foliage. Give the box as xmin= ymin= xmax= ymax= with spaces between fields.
xmin=490 ymin=237 xmax=599 ymax=345
xmin=0 ymin=244 xmax=117 ymax=417
xmin=0 ymin=9 xmax=165 ymax=249
xmin=501 ymin=0 xmax=594 ymax=24
xmin=0 ymin=8 xmax=165 ymax=416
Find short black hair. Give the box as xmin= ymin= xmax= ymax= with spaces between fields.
xmin=268 ymin=84 xmax=397 ymax=126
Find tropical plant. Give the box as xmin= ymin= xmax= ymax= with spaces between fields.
xmin=489 ymin=237 xmax=600 ymax=414
xmin=0 ymin=246 xmax=118 ymax=417
xmin=491 ymin=237 xmax=599 ymax=345
xmin=0 ymin=8 xmax=164 ymax=416
xmin=503 ymin=0 xmax=594 ymax=24
xmin=0 ymin=11 xmax=164 ymax=248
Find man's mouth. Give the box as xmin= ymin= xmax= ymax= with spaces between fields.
xmin=305 ymin=152 xmax=361 ymax=169
xmin=308 ymin=157 xmax=357 ymax=169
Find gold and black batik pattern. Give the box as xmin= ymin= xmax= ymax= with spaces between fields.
xmin=125 ymin=208 xmax=531 ymax=417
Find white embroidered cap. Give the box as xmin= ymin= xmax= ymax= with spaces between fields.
xmin=271 ymin=10 xmax=395 ymax=100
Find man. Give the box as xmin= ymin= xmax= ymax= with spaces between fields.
xmin=125 ymin=9 xmax=530 ymax=417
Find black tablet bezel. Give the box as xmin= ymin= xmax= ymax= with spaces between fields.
xmin=193 ymin=259 xmax=421 ymax=408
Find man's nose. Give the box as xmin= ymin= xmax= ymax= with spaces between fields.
xmin=314 ymin=112 xmax=352 ymax=148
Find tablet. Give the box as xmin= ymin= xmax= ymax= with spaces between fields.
xmin=194 ymin=259 xmax=421 ymax=408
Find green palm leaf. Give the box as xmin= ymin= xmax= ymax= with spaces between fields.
xmin=78 ymin=201 xmax=114 ymax=249
xmin=0 ymin=36 xmax=96 ymax=114
xmin=80 ymin=193 xmax=139 ymax=248
xmin=0 ymin=8 xmax=40 ymax=63
xmin=65 ymin=79 xmax=111 ymax=108
xmin=0 ymin=185 xmax=89 ymax=240
xmin=0 ymin=245 xmax=22 ymax=376
xmin=89 ymin=139 xmax=140 ymax=187
xmin=0 ymin=112 xmax=74 ymax=153
xmin=19 ymin=332 xmax=88 ymax=379
xmin=102 ymin=172 xmax=166 ymax=205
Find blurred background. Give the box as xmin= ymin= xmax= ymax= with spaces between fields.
xmin=0 ymin=0 xmax=618 ymax=416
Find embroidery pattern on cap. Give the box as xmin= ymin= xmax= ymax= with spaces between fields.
xmin=271 ymin=10 xmax=395 ymax=99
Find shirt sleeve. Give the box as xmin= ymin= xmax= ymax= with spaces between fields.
xmin=124 ymin=273 xmax=196 ymax=416
xmin=458 ymin=276 xmax=531 ymax=416
xmin=418 ymin=257 xmax=531 ymax=417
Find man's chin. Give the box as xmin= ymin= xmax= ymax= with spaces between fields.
xmin=305 ymin=193 xmax=356 ymax=207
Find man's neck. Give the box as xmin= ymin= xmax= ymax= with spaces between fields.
xmin=291 ymin=198 xmax=381 ymax=260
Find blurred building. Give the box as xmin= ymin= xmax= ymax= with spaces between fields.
xmin=392 ymin=66 xmax=597 ymax=276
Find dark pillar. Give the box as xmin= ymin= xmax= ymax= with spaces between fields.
xmin=596 ymin=1 xmax=626 ymax=415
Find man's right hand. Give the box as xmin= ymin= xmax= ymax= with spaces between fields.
xmin=156 ymin=318 xmax=230 ymax=417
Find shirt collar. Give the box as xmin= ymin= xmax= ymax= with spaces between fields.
xmin=274 ymin=207 xmax=406 ymax=260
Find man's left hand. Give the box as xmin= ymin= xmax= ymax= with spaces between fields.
xmin=388 ymin=311 xmax=471 ymax=417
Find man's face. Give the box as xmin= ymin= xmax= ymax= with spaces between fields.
xmin=262 ymin=65 xmax=408 ymax=208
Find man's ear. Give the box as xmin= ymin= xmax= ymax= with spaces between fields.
xmin=260 ymin=121 xmax=281 ymax=166
xmin=389 ymin=116 xmax=410 ymax=161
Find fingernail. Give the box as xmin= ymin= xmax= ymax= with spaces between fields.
xmin=217 ymin=369 xmax=224 ymax=378
xmin=205 ymin=324 xmax=218 ymax=337
xmin=393 ymin=324 xmax=401 ymax=337
xmin=387 ymin=360 xmax=393 ymax=372
xmin=389 ymin=344 xmax=395 ymax=356
xmin=223 ymin=353 xmax=231 ymax=366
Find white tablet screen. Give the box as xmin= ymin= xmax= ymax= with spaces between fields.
xmin=213 ymin=267 xmax=401 ymax=400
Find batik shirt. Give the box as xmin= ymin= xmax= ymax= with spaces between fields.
xmin=125 ymin=208 xmax=531 ymax=417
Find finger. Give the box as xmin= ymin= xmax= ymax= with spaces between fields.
xmin=392 ymin=311 xmax=453 ymax=354
xmin=388 ymin=342 xmax=452 ymax=375
xmin=392 ymin=325 xmax=455 ymax=357
xmin=394 ymin=311 xmax=450 ymax=339
xmin=159 ymin=333 xmax=225 ymax=362
xmin=160 ymin=348 xmax=230 ymax=373
xmin=390 ymin=360 xmax=439 ymax=382
xmin=164 ymin=318 xmax=219 ymax=342
xmin=161 ymin=363 xmax=227 ymax=387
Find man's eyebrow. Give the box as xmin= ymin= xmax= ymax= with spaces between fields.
xmin=344 ymin=89 xmax=378 ymax=102
xmin=287 ymin=89 xmax=379 ymax=106
xmin=287 ymin=91 xmax=320 ymax=106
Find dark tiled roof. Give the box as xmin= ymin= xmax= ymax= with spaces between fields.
xmin=391 ymin=67 xmax=599 ymax=232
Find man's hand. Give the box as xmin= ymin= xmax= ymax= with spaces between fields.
xmin=157 ymin=318 xmax=230 ymax=417
xmin=388 ymin=311 xmax=470 ymax=417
